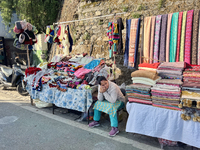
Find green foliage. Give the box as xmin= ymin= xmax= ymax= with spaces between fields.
xmin=132 ymin=13 xmax=141 ymax=18
xmin=83 ymin=32 xmax=90 ymax=40
xmin=98 ymin=20 xmax=103 ymax=25
xmin=0 ymin=0 xmax=61 ymax=33
xmin=0 ymin=0 xmax=14 ymax=26
xmin=123 ymin=6 xmax=128 ymax=12
xmin=158 ymin=0 xmax=164 ymax=9
xmin=137 ymin=4 xmax=145 ymax=11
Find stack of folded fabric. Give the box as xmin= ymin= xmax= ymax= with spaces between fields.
xmin=126 ymin=70 xmax=161 ymax=105
xmin=151 ymin=79 xmax=183 ymax=110
xmin=183 ymin=64 xmax=200 ymax=83
xmin=181 ymin=64 xmax=200 ymax=109
xmin=157 ymin=62 xmax=185 ymax=79
xmin=138 ymin=62 xmax=160 ymax=73
xmin=126 ymin=83 xmax=152 ymax=105
xmin=131 ymin=70 xmax=161 ymax=86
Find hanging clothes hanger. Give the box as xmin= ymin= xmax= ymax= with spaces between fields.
xmin=113 ymin=15 xmax=121 ymax=23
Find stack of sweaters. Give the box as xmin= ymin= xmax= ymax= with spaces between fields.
xmin=126 ymin=70 xmax=161 ymax=105
xmin=126 ymin=83 xmax=152 ymax=105
xmin=131 ymin=70 xmax=161 ymax=86
xmin=151 ymin=79 xmax=183 ymax=110
xmin=138 ymin=63 xmax=160 ymax=73
xmin=181 ymin=64 xmax=200 ymax=108
xmin=157 ymin=62 xmax=185 ymax=80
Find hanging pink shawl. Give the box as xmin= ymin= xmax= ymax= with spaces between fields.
xmin=129 ymin=19 xmax=138 ymax=67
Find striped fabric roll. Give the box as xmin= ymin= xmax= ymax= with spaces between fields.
xmin=159 ymin=14 xmax=168 ymax=62
xmin=198 ymin=12 xmax=200 ymax=65
xmin=176 ymin=12 xmax=183 ymax=62
xmin=169 ymin=12 xmax=179 ymax=62
xmin=150 ymin=16 xmax=156 ymax=64
xmin=129 ymin=19 xmax=138 ymax=67
xmin=184 ymin=10 xmax=194 ymax=64
xmin=153 ymin=15 xmax=162 ymax=63
xmin=134 ymin=18 xmax=141 ymax=68
xmin=143 ymin=17 xmax=152 ymax=63
xmin=179 ymin=11 xmax=187 ymax=62
xmin=166 ymin=13 xmax=173 ymax=62
xmin=191 ymin=10 xmax=200 ymax=65
xmin=124 ymin=19 xmax=131 ymax=67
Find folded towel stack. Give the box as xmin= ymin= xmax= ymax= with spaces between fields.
xmin=151 ymin=79 xmax=183 ymax=110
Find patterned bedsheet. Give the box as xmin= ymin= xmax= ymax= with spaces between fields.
xmin=26 ymin=84 xmax=93 ymax=112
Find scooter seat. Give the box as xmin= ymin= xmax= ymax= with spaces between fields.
xmin=1 ymin=66 xmax=13 ymax=77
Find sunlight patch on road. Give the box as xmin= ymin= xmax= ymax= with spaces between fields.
xmin=0 ymin=116 xmax=19 ymax=124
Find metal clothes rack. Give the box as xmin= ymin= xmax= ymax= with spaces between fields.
xmin=53 ymin=12 xmax=127 ymax=25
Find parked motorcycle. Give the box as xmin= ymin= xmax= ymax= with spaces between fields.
xmin=0 ymin=58 xmax=29 ymax=96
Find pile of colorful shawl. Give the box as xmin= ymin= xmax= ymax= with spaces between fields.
xmin=183 ymin=64 xmax=200 ymax=82
xmin=157 ymin=62 xmax=185 ymax=79
xmin=151 ymin=79 xmax=183 ymax=110
xmin=126 ymin=83 xmax=152 ymax=105
xmin=138 ymin=62 xmax=160 ymax=73
xmin=181 ymin=64 xmax=200 ymax=109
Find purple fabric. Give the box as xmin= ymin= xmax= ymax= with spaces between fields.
xmin=159 ymin=14 xmax=168 ymax=62
xmin=153 ymin=15 xmax=162 ymax=63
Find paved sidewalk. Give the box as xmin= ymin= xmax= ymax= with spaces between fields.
xmin=0 ymin=88 xmax=198 ymax=150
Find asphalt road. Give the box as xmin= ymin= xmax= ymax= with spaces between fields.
xmin=0 ymin=102 xmax=139 ymax=150
xmin=0 ymin=89 xmax=195 ymax=150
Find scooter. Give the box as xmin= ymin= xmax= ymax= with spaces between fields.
xmin=0 ymin=58 xmax=29 ymax=96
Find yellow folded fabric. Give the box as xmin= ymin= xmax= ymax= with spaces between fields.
xmin=131 ymin=70 xmax=159 ymax=80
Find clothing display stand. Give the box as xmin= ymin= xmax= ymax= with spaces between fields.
xmin=27 ymin=45 xmax=30 ymax=67
xmin=53 ymin=12 xmax=127 ymax=25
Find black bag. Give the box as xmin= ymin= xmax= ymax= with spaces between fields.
xmin=84 ymin=72 xmax=94 ymax=83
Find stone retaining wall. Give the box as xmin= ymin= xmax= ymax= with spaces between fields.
xmin=49 ymin=0 xmax=200 ymax=85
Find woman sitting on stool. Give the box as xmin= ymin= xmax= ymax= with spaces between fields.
xmin=89 ymin=76 xmax=125 ymax=136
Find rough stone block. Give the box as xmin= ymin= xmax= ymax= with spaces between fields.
xmin=79 ymin=21 xmax=84 ymax=26
xmin=85 ymin=26 xmax=92 ymax=30
xmin=95 ymin=11 xmax=102 ymax=16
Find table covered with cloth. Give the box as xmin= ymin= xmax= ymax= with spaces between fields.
xmin=26 ymin=84 xmax=93 ymax=112
xmin=126 ymin=102 xmax=200 ymax=148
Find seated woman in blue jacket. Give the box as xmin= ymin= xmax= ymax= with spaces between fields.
xmin=89 ymin=76 xmax=125 ymax=136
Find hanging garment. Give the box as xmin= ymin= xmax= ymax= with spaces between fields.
xmin=198 ymin=12 xmax=200 ymax=65
xmin=53 ymin=26 xmax=61 ymax=44
xmin=15 ymin=21 xmax=33 ymax=31
xmin=107 ymin=22 xmax=119 ymax=58
xmin=62 ymin=25 xmax=70 ymax=55
xmin=184 ymin=10 xmax=194 ymax=64
xmin=180 ymin=11 xmax=187 ymax=62
xmin=134 ymin=18 xmax=141 ymax=68
xmin=176 ymin=12 xmax=183 ymax=62
xmin=57 ymin=25 xmax=61 ymax=37
xmin=107 ymin=22 xmax=114 ymax=49
xmin=143 ymin=17 xmax=152 ymax=63
xmin=169 ymin=12 xmax=179 ymax=62
xmin=140 ymin=17 xmax=144 ymax=64
xmin=150 ymin=16 xmax=156 ymax=64
xmin=13 ymin=26 xmax=24 ymax=34
xmin=153 ymin=15 xmax=162 ymax=63
xmin=191 ymin=10 xmax=200 ymax=65
xmin=117 ymin=18 xmax=124 ymax=54
xmin=67 ymin=25 xmax=73 ymax=53
xmin=166 ymin=13 xmax=173 ymax=62
xmin=18 ymin=30 xmax=37 ymax=45
xmin=58 ymin=24 xmax=65 ymax=41
xmin=129 ymin=19 xmax=138 ymax=67
xmin=159 ymin=14 xmax=168 ymax=62
xmin=44 ymin=25 xmax=54 ymax=44
xmin=124 ymin=19 xmax=131 ymax=67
